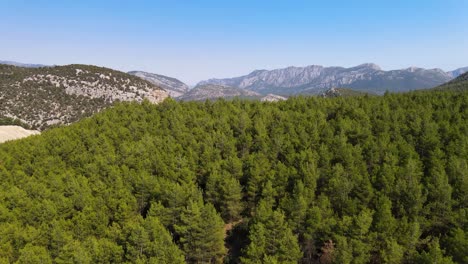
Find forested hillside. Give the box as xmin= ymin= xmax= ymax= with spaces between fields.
xmin=0 ymin=90 xmax=467 ymax=263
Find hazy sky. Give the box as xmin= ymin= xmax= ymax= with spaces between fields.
xmin=1 ymin=0 xmax=467 ymax=84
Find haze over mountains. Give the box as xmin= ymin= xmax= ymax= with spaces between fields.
xmin=198 ymin=63 xmax=468 ymax=95
xmin=2 ymin=60 xmax=467 ymax=99
xmin=448 ymin=66 xmax=468 ymax=78
xmin=0 ymin=60 xmax=49 ymax=68
xmin=124 ymin=63 xmax=468 ymax=98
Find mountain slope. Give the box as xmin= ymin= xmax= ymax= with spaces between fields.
xmin=448 ymin=66 xmax=468 ymax=78
xmin=434 ymin=72 xmax=468 ymax=91
xmin=128 ymin=71 xmax=189 ymax=97
xmin=178 ymin=84 xmax=261 ymax=101
xmin=0 ymin=64 xmax=168 ymax=129
xmin=198 ymin=63 xmax=454 ymax=95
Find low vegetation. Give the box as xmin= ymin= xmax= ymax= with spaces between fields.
xmin=0 ymin=116 xmax=31 ymax=129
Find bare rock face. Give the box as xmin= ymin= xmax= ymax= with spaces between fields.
xmin=198 ymin=63 xmax=456 ymax=95
xmin=260 ymin=94 xmax=287 ymax=102
xmin=148 ymin=89 xmax=169 ymax=103
xmin=0 ymin=126 xmax=40 ymax=143
xmin=128 ymin=71 xmax=189 ymax=97
xmin=0 ymin=64 xmax=168 ymax=130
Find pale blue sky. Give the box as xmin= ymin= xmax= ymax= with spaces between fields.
xmin=1 ymin=0 xmax=467 ymax=84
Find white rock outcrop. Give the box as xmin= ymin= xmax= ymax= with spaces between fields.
xmin=0 ymin=126 xmax=40 ymax=143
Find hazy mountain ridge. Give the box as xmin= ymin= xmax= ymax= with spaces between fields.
xmin=448 ymin=66 xmax=468 ymax=78
xmin=0 ymin=64 xmax=168 ymax=129
xmin=199 ymin=63 xmax=466 ymax=95
xmin=128 ymin=71 xmax=189 ymax=97
xmin=0 ymin=60 xmax=49 ymax=68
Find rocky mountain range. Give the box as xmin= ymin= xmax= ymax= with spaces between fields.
xmin=198 ymin=63 xmax=468 ymax=95
xmin=128 ymin=71 xmax=189 ymax=97
xmin=0 ymin=64 xmax=167 ymax=129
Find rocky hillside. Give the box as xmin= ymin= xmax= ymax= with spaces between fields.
xmin=198 ymin=63 xmax=460 ymax=95
xmin=178 ymin=84 xmax=261 ymax=101
xmin=128 ymin=71 xmax=189 ymax=97
xmin=0 ymin=64 xmax=168 ymax=129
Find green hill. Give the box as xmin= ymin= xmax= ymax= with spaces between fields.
xmin=0 ymin=64 xmax=167 ymax=130
xmin=0 ymin=91 xmax=467 ymax=263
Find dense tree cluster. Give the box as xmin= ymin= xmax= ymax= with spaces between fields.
xmin=0 ymin=90 xmax=467 ymax=263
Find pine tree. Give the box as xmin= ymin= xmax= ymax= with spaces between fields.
xmin=175 ymin=201 xmax=226 ymax=263
xmin=242 ymin=201 xmax=302 ymax=263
